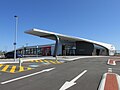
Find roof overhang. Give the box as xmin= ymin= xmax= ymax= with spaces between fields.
xmin=25 ymin=28 xmax=115 ymax=51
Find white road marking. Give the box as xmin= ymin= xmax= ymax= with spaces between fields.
xmin=108 ymin=68 xmax=112 ymax=73
xmin=59 ymin=70 xmax=87 ymax=90
xmin=1 ymin=67 xmax=55 ymax=85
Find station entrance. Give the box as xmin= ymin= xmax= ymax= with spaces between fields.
xmin=62 ymin=45 xmax=76 ymax=56
xmin=61 ymin=41 xmax=109 ymax=56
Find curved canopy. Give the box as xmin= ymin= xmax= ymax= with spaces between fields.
xmin=25 ymin=28 xmax=115 ymax=55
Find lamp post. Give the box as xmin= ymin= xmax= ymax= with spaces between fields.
xmin=14 ymin=16 xmax=18 ymax=61
xmin=22 ymin=45 xmax=24 ymax=57
xmin=37 ymin=45 xmax=38 ymax=57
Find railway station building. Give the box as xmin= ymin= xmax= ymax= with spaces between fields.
xmin=17 ymin=29 xmax=115 ymax=57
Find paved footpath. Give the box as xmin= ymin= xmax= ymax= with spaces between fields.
xmin=0 ymin=56 xmax=109 ymax=64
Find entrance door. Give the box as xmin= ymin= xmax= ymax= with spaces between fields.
xmin=62 ymin=45 xmax=66 ymax=56
xmin=96 ymin=49 xmax=100 ymax=56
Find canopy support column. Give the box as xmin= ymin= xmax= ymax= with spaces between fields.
xmin=53 ymin=35 xmax=59 ymax=57
xmin=40 ymin=34 xmax=59 ymax=57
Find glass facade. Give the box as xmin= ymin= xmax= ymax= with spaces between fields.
xmin=16 ymin=42 xmax=109 ymax=57
xmin=17 ymin=45 xmax=51 ymax=57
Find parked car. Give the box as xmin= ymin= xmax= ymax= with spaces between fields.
xmin=4 ymin=52 xmax=22 ymax=58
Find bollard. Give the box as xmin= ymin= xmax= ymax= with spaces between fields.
xmin=55 ymin=56 xmax=58 ymax=61
xmin=19 ymin=58 xmax=21 ymax=67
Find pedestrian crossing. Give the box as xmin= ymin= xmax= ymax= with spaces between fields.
xmin=30 ymin=59 xmax=64 ymax=64
xmin=0 ymin=64 xmax=32 ymax=73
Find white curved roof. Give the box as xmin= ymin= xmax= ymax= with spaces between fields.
xmin=25 ymin=28 xmax=115 ymax=52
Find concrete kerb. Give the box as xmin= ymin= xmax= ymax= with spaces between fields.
xmin=107 ymin=59 xmax=116 ymax=66
xmin=0 ymin=57 xmax=44 ymax=64
xmin=117 ymin=75 xmax=120 ymax=89
xmin=98 ymin=73 xmax=107 ymax=90
xmin=0 ymin=58 xmax=19 ymax=64
xmin=0 ymin=56 xmax=109 ymax=64
xmin=21 ymin=57 xmax=45 ymax=62
xmin=55 ymin=56 xmax=109 ymax=61
xmin=0 ymin=61 xmax=19 ymax=64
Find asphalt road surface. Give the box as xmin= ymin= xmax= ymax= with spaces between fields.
xmin=0 ymin=57 xmax=120 ymax=90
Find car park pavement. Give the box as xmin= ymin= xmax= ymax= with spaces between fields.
xmin=0 ymin=56 xmax=113 ymax=90
xmin=1 ymin=56 xmax=119 ymax=90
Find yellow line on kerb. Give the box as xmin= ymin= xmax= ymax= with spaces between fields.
xmin=31 ymin=60 xmax=34 ymax=62
xmin=50 ymin=60 xmax=56 ymax=64
xmin=1 ymin=65 xmax=9 ymax=72
xmin=0 ymin=64 xmax=3 ymax=67
xmin=40 ymin=60 xmax=44 ymax=62
xmin=44 ymin=60 xmax=50 ymax=63
xmin=10 ymin=66 xmax=16 ymax=73
xmin=27 ymin=67 xmax=32 ymax=70
xmin=56 ymin=60 xmax=62 ymax=64
xmin=19 ymin=66 xmax=24 ymax=72
xmin=35 ymin=60 xmax=39 ymax=62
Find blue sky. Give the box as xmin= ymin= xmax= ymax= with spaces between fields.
xmin=0 ymin=0 xmax=120 ymax=51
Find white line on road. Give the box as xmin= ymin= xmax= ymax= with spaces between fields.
xmin=59 ymin=70 xmax=87 ymax=90
xmin=1 ymin=67 xmax=55 ymax=85
xmin=108 ymin=68 xmax=112 ymax=73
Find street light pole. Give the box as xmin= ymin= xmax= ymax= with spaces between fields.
xmin=37 ymin=45 xmax=38 ymax=57
xmin=14 ymin=16 xmax=18 ymax=61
